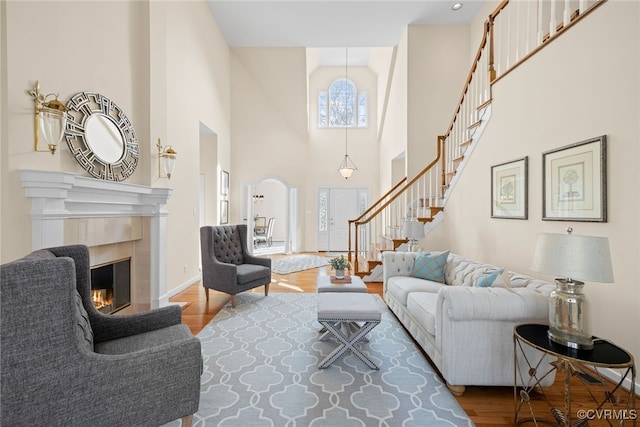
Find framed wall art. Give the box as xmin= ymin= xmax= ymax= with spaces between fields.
xmin=220 ymin=170 xmax=229 ymax=196
xmin=220 ymin=200 xmax=229 ymax=224
xmin=491 ymin=157 xmax=528 ymax=219
xmin=542 ymin=135 xmax=607 ymax=222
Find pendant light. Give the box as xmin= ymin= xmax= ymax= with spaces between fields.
xmin=338 ymin=47 xmax=357 ymax=179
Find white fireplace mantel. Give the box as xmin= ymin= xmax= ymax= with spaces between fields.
xmin=20 ymin=169 xmax=172 ymax=308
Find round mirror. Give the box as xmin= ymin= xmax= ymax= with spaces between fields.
xmin=65 ymin=92 xmax=139 ymax=181
xmin=85 ymin=114 xmax=125 ymax=163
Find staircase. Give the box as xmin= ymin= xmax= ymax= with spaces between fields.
xmin=348 ymin=0 xmax=607 ymax=281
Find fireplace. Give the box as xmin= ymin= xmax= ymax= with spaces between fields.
xmin=20 ymin=169 xmax=172 ymax=309
xmin=91 ymin=258 xmax=131 ymax=314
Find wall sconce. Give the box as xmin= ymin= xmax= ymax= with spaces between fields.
xmin=28 ymin=81 xmax=68 ymax=155
xmin=156 ymin=138 xmax=177 ymax=179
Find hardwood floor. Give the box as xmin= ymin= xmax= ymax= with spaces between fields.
xmin=170 ymin=253 xmax=635 ymax=427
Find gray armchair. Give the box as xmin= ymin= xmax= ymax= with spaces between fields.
xmin=200 ymin=224 xmax=271 ymax=308
xmin=0 ymin=245 xmax=202 ymax=427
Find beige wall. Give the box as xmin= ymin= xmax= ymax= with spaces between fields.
xmin=230 ymin=48 xmax=380 ymax=251
xmin=2 ymin=1 xmax=151 ymax=262
xmin=407 ymin=24 xmax=470 ymax=179
xmin=1 ymin=1 xmax=231 ymax=300
xmin=439 ymin=1 xmax=640 ymax=360
xmin=307 ymin=66 xmax=379 ymax=250
xmin=378 ymin=29 xmax=409 ymax=193
xmin=230 ymin=48 xmax=308 ymax=249
xmin=0 ymin=1 xmax=6 ymax=262
xmin=162 ymin=1 xmax=230 ymax=292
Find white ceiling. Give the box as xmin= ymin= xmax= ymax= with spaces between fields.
xmin=206 ymin=1 xmax=486 ymax=64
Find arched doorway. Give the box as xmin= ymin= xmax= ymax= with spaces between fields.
xmin=244 ymin=177 xmax=297 ymax=255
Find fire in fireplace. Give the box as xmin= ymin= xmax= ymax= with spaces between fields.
xmin=90 ymin=258 xmax=131 ymax=314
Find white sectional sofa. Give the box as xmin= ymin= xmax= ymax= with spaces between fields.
xmin=382 ymin=251 xmax=557 ymax=395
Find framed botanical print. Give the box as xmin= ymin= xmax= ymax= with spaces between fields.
xmin=542 ymin=135 xmax=607 ymax=222
xmin=491 ymin=157 xmax=528 ymax=219
xmin=220 ymin=200 xmax=229 ymax=224
xmin=220 ymin=170 xmax=229 ymax=196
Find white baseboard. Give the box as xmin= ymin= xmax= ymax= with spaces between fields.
xmin=160 ymin=275 xmax=201 ymax=306
xmin=599 ymin=367 xmax=639 ymax=396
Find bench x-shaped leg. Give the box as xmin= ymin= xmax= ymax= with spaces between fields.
xmin=319 ymin=322 xmax=369 ymax=342
xmin=318 ymin=319 xmax=379 ymax=369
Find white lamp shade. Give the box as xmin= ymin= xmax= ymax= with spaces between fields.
xmin=403 ymin=221 xmax=425 ymax=240
xmin=339 ymin=167 xmax=354 ymax=179
xmin=531 ymin=233 xmax=614 ymax=283
xmin=338 ymin=154 xmax=357 ymax=179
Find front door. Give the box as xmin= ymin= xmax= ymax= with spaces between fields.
xmin=317 ymin=188 xmax=367 ymax=252
xmin=329 ymin=188 xmax=358 ymax=251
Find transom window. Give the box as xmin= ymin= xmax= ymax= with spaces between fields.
xmin=318 ymin=78 xmax=368 ymax=128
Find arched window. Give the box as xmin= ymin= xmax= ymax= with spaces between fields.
xmin=318 ymin=79 xmax=368 ymax=128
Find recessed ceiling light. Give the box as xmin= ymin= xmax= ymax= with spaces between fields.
xmin=452 ymin=3 xmax=463 ymax=11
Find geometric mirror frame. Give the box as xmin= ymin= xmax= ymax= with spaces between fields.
xmin=65 ymin=92 xmax=139 ymax=181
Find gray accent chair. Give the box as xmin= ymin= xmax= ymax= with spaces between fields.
xmin=200 ymin=224 xmax=271 ymax=308
xmin=0 ymin=245 xmax=202 ymax=427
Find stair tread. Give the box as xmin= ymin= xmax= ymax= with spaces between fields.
xmin=477 ymin=98 xmax=492 ymax=111
xmin=467 ymin=119 xmax=482 ymax=130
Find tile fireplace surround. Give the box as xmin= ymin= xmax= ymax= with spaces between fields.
xmin=20 ymin=169 xmax=172 ymax=309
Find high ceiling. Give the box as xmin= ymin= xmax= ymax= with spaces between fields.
xmin=206 ymin=1 xmax=486 ymax=49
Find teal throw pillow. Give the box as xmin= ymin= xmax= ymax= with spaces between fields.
xmin=411 ymin=251 xmax=449 ymax=283
xmin=473 ymin=269 xmax=504 ymax=287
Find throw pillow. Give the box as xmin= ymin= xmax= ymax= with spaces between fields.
xmin=411 ymin=251 xmax=449 ymax=283
xmin=473 ymin=269 xmax=504 ymax=288
xmin=491 ymin=270 xmax=513 ymax=288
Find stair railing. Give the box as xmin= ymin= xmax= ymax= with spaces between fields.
xmin=348 ymin=176 xmax=406 ymax=265
xmin=347 ymin=15 xmax=493 ymax=275
xmin=349 ymin=0 xmax=607 ymax=276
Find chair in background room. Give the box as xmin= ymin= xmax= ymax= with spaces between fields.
xmin=253 ymin=216 xmax=267 ymax=247
xmin=254 ymin=217 xmax=275 ymax=247
xmin=200 ymin=224 xmax=271 ymax=308
xmin=0 ymin=245 xmax=202 ymax=427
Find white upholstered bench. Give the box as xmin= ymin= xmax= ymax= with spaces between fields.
xmin=317 ymin=293 xmax=381 ymax=369
xmin=316 ymin=275 xmax=367 ymax=293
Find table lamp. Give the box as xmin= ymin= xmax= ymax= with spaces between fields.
xmin=403 ymin=220 xmax=425 ymax=252
xmin=530 ymin=228 xmax=614 ymax=350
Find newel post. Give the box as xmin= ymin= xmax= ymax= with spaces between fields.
xmin=487 ymin=19 xmax=497 ymax=82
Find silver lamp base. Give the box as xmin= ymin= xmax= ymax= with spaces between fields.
xmin=548 ymin=279 xmax=594 ymax=350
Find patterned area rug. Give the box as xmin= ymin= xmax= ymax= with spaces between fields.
xmin=164 ymin=293 xmax=473 ymax=427
xmin=271 ymin=255 xmax=329 ymax=274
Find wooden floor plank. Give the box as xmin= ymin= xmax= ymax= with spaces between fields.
xmin=169 ymin=253 xmax=636 ymax=427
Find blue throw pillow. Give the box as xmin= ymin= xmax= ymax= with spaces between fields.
xmin=473 ymin=269 xmax=504 ymax=287
xmin=411 ymin=251 xmax=449 ymax=283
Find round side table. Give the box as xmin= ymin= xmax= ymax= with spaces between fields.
xmin=514 ymin=323 xmax=636 ymax=426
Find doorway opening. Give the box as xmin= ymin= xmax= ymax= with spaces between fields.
xmin=245 ymin=178 xmax=297 ymax=255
